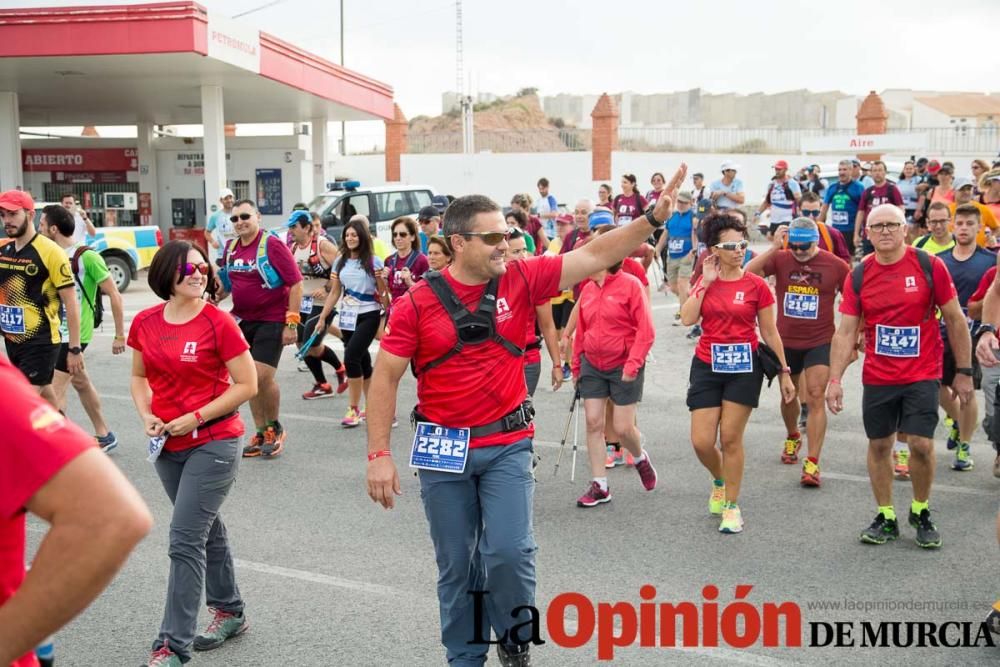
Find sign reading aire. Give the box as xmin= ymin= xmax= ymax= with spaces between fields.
xmin=206 ymin=13 xmax=261 ymax=74
xmin=801 ymin=133 xmax=930 ymax=154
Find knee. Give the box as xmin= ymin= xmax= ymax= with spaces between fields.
xmin=611 ymin=415 xmax=634 ymax=438
xmin=719 ymin=432 xmax=743 ymax=454
xmin=70 ymin=373 xmax=90 ymax=390
xmin=481 ymin=541 xmax=537 ymax=573
xmin=585 ymin=414 xmax=604 ymax=433
xmin=907 ymin=437 xmax=933 ymax=459
xmin=805 ymin=384 xmax=826 ymax=405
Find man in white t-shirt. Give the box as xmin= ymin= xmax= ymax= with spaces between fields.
xmin=709 ymin=160 xmax=746 ymax=210
xmin=61 ymin=193 xmax=97 ymax=244
xmin=206 ymin=188 xmax=237 ymax=265
xmin=535 ymin=177 xmax=559 ymax=239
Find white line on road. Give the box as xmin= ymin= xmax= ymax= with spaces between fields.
xmin=232 ymin=558 xmax=411 ymax=598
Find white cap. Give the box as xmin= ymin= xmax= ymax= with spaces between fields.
xmin=720 ymin=160 xmax=739 ymax=172
xmin=219 ymin=188 xmax=235 ymax=200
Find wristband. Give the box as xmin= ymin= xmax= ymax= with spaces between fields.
xmin=285 ymin=312 xmax=302 ymax=325
xmin=829 ymin=377 xmax=841 ymax=385
xmin=114 ymin=334 xmax=125 ymax=340
xmin=780 ymin=367 xmax=792 ymax=375
xmin=367 ymin=450 xmax=392 ymax=462
xmin=644 ymin=210 xmax=665 ymax=229
xmin=194 ymin=410 xmax=205 ymax=426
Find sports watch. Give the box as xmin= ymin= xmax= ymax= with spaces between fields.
xmin=67 ymin=346 xmax=83 ymax=355
xmin=644 ymin=210 xmax=665 ymax=229
xmin=980 ymin=324 xmax=998 ymax=337
xmin=956 ymin=367 xmax=974 ymax=377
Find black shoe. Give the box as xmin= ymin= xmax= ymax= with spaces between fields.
xmin=798 ymin=403 xmax=809 ymax=430
xmin=497 ymin=643 xmax=532 ymax=667
xmin=986 ymin=603 xmax=1000 ymax=635
xmin=908 ymin=508 xmax=942 ymax=549
xmin=859 ymin=513 xmax=899 ymax=545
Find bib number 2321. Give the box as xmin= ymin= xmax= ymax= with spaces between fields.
xmin=875 ymin=325 xmax=920 ymax=358
xmin=711 ymin=343 xmax=753 ymax=373
xmin=409 ymin=422 xmax=470 ymax=474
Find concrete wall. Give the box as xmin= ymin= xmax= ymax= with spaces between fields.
xmin=912 ymin=102 xmax=954 ymax=128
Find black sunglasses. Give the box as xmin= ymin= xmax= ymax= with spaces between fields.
xmin=393 ymin=231 xmax=410 ymax=238
xmin=229 ymin=213 xmax=253 ymax=223
xmin=801 ymin=209 xmax=820 ymax=218
xmin=788 ymin=243 xmax=814 ymax=252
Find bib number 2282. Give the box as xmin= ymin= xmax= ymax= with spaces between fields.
xmin=409 ymin=422 xmax=470 ymax=474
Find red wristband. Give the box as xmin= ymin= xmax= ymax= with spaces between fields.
xmin=828 ymin=377 xmax=841 ymax=385
xmin=194 ymin=410 xmax=206 ymax=425
xmin=367 ymin=450 xmax=392 ymax=462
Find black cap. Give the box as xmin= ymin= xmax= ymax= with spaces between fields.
xmin=916 ymin=157 xmax=929 ymax=166
xmin=418 ymin=205 xmax=440 ymax=221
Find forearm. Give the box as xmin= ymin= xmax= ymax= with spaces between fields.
xmin=944 ymin=315 xmax=973 ymax=367
xmin=85 ymin=220 xmax=98 ymax=236
xmin=63 ymin=295 xmax=81 ymax=347
xmin=537 ymin=308 xmax=560 ymax=367
xmin=194 ymin=381 xmax=256 ymax=423
xmin=366 ymin=366 xmax=399 ymax=452
xmin=744 ymin=247 xmax=774 ymax=277
xmin=286 ymin=282 xmax=303 ymax=315
xmin=968 ymin=299 xmax=984 ymax=321
xmin=854 ymin=212 xmax=865 ymax=240
xmin=318 ymin=282 xmax=341 ymax=318
xmin=679 ymin=286 xmax=705 ymax=326
xmin=563 ymin=218 xmax=657 ymax=287
xmin=130 ymin=375 xmax=154 ymax=419
xmin=758 ymin=324 xmax=788 ymax=367
xmin=828 ymin=329 xmax=855 ymax=380
xmin=110 ymin=292 xmax=125 ymax=337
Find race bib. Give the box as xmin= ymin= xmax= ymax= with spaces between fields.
xmin=783 ymin=292 xmax=819 ymax=320
xmin=668 ymin=238 xmax=686 ymax=253
xmin=409 ymin=422 xmax=470 ymax=474
xmin=618 ymin=216 xmax=633 ymax=225
xmin=875 ymin=325 xmax=920 ymax=357
xmin=830 ymin=210 xmax=849 ymax=227
xmin=0 ymin=305 xmax=25 ymax=334
xmin=339 ymin=306 xmax=358 ymax=332
xmin=147 ymin=435 xmax=167 ymax=462
xmin=299 ymin=296 xmax=314 ymax=314
xmin=711 ymin=343 xmax=753 ymax=373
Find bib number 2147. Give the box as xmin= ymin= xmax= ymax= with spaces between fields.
xmin=409 ymin=422 xmax=470 ymax=474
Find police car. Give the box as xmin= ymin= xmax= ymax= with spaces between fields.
xmin=308 ymin=181 xmax=440 ymax=241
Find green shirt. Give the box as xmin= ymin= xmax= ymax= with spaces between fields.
xmin=60 ymin=244 xmax=110 ymax=344
xmin=912 ymin=235 xmax=955 ymax=255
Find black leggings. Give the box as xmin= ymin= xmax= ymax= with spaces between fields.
xmin=342 ymin=310 xmax=381 ymax=379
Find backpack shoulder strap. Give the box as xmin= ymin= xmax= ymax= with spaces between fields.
xmin=404 ymin=250 xmax=419 ymax=269
xmin=70 ymin=245 xmax=89 ymax=276
xmin=850 ymin=257 xmax=867 ymax=312
xmin=915 ymin=235 xmax=930 ymax=249
xmin=817 ymin=223 xmax=833 ymax=253
xmin=424 ymin=271 xmax=471 ymax=323
xmin=913 ymin=248 xmax=936 ymax=320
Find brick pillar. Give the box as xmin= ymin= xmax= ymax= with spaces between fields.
xmin=590 ymin=93 xmax=618 ymax=182
xmin=81 ymin=126 xmax=99 ymax=137
xmin=855 ymin=90 xmax=888 ymax=162
xmin=385 ymin=103 xmax=407 ymax=183
xmin=224 ymin=123 xmax=237 ymax=137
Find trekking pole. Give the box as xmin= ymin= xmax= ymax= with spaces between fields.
xmin=295 ymin=330 xmax=320 ymax=360
xmin=570 ymin=386 xmax=581 ymax=482
xmin=553 ymin=384 xmax=581 ymax=479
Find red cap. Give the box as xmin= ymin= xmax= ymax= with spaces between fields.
xmin=926 ymin=160 xmax=941 ymax=175
xmin=556 ymin=213 xmax=574 ymax=225
xmin=772 ymin=160 xmax=789 ymax=170
xmin=0 ymin=190 xmax=34 ymax=212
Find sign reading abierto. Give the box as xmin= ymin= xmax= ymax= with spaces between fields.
xmin=206 ymin=13 xmax=260 ymax=74
xmin=801 ymin=133 xmax=929 ymax=154
xmin=22 ymin=148 xmax=137 ymax=172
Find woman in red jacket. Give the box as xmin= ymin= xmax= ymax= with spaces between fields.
xmin=571 ymin=248 xmax=657 ymax=508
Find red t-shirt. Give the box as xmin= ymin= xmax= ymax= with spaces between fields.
xmin=761 ymin=249 xmax=849 ymax=349
xmin=620 ymin=257 xmax=649 ymax=286
xmin=612 ymin=193 xmax=648 ymax=224
xmin=0 ymin=357 xmax=94 ymax=667
xmin=693 ymin=271 xmax=775 ymax=365
xmin=128 ymin=303 xmax=250 ymax=452
xmin=840 ymin=247 xmax=957 ymax=385
xmin=970 ymin=266 xmax=997 ymax=304
xmin=382 ymin=256 xmax=564 ymax=448
xmin=859 ymin=183 xmax=904 ymax=238
xmin=226 ymin=230 xmax=302 ymax=322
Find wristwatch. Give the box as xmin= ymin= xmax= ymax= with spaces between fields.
xmin=956 ymin=367 xmax=974 ymax=377
xmin=67 ymin=346 xmax=82 ymax=355
xmin=644 ymin=210 xmax=665 ymax=229
xmin=980 ymin=324 xmax=998 ymax=336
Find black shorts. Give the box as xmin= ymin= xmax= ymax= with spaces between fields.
xmin=5 ymin=341 xmax=60 ymax=386
xmin=55 ymin=342 xmax=90 ymax=373
xmin=239 ymin=320 xmax=285 ymax=368
xmin=551 ymin=301 xmax=574 ymax=330
xmin=861 ymin=380 xmax=940 ymax=440
xmin=784 ymin=344 xmax=831 ymax=376
xmin=686 ymin=355 xmax=764 ymax=410
xmin=578 ymin=355 xmax=644 ymax=405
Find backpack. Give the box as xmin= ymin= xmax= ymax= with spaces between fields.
xmin=411 ymin=271 xmax=523 ymax=376
xmin=387 ymin=250 xmax=420 ymax=272
xmin=218 ymin=230 xmax=284 ymax=291
xmin=70 ymin=246 xmax=104 ymax=328
xmin=851 ymin=248 xmax=935 ymax=320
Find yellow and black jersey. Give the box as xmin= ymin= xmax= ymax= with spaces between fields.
xmin=0 ymin=233 xmax=73 ymax=344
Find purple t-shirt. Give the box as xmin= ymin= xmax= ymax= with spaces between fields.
xmin=227 ymin=230 xmax=302 ymax=323
xmin=386 ymin=250 xmax=430 ymax=301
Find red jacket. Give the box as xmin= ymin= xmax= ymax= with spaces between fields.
xmin=572 ymin=270 xmax=655 ymax=378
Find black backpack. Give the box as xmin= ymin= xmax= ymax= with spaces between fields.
xmin=850 ymin=248 xmax=935 ymax=320
xmin=71 ymin=246 xmax=104 ymax=328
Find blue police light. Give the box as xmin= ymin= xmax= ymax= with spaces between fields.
xmin=326 ymin=180 xmax=362 ymax=192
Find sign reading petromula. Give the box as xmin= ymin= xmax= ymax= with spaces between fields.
xmin=206 ymin=13 xmax=261 ymax=74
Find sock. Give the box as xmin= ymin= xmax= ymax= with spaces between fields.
xmin=321 ymin=346 xmax=343 ymax=372
xmin=787 ymin=430 xmax=801 ymax=440
xmin=911 ymin=499 xmax=929 ymax=516
xmin=807 ymin=456 xmax=819 ymax=465
xmin=724 ymin=501 xmax=738 ymax=510
xmin=305 ymin=355 xmax=327 ymax=384
xmin=632 ymin=449 xmax=647 ymax=463
xmin=893 ymin=440 xmax=907 ymax=453
xmin=593 ymin=477 xmax=608 ymax=492
xmin=607 ymin=441 xmax=621 ymax=452
xmin=713 ymin=478 xmax=725 ymax=487
xmin=878 ymin=505 xmax=896 ymax=521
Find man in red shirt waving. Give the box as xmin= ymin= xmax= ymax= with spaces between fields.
xmin=827 ymin=204 xmax=972 ymax=549
xmin=0 ymin=356 xmax=151 ymax=666
xmin=366 ymin=166 xmax=685 ymax=666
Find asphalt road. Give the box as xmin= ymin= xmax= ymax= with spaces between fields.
xmin=28 ymin=272 xmax=1000 ymax=666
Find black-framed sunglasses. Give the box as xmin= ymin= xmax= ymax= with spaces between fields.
xmin=461 ymin=229 xmax=513 ymax=246
xmin=800 ymin=209 xmax=820 ymax=218
xmin=229 ymin=213 xmax=253 ymax=223
xmin=788 ymin=243 xmax=814 ymax=252
xmin=393 ymin=231 xmax=410 ymax=238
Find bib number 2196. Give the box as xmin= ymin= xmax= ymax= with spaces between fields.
xmin=409 ymin=422 xmax=470 ymax=474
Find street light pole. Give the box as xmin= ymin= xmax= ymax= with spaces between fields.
xmin=340 ymin=0 xmax=346 ymax=156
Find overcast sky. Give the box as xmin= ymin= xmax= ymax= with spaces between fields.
xmin=14 ymin=0 xmax=1000 ymax=122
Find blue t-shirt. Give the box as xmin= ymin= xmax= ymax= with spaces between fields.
xmin=334 ymin=256 xmax=384 ymax=314
xmin=709 ymin=178 xmax=744 ymax=209
xmin=823 ymin=180 xmax=865 ymax=233
xmin=418 ymin=230 xmax=441 ymax=254
xmin=666 ymin=210 xmax=695 ymax=259
xmin=938 ymin=246 xmax=995 ymax=338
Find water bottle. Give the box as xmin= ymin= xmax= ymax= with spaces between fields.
xmin=35 ymin=638 xmax=54 ymax=667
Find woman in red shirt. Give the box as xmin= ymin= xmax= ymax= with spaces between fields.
xmin=383 ymin=217 xmax=429 ymax=302
xmin=129 ymin=241 xmax=257 ymax=667
xmin=680 ymin=213 xmax=795 ymax=535
xmin=612 ymin=173 xmax=648 ymax=225
xmin=571 ymin=238 xmax=657 ymax=508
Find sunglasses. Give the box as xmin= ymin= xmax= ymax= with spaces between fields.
xmin=714 ymin=240 xmax=748 ymax=252
xmin=461 ymin=229 xmax=513 ymax=245
xmin=868 ymin=222 xmax=903 ymax=233
xmin=800 ymin=209 xmax=820 ymax=218
xmin=393 ymin=231 xmax=410 ymax=238
xmin=178 ymin=262 xmax=210 ymax=278
xmin=229 ymin=213 xmax=253 ymax=223
xmin=789 ymin=243 xmax=814 ymax=252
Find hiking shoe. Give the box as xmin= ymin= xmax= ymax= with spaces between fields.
xmin=798 ymin=403 xmax=809 ymax=430
xmin=242 ymin=432 xmax=264 ymax=458
xmin=952 ymin=442 xmax=974 ymax=471
xmin=147 ymin=647 xmax=182 ymax=666
xmin=709 ymin=483 xmax=725 ymax=515
xmin=335 ymin=369 xmax=348 ymax=394
xmin=96 ymin=431 xmax=118 ymax=453
xmin=719 ymin=505 xmax=743 ymax=533
xmin=302 ymin=382 xmax=334 ymax=400
xmin=296 ymin=359 xmax=309 ymax=373
xmin=893 ymin=449 xmax=910 ymax=480
xmin=496 ymin=642 xmax=532 ymax=667
xmin=800 ymin=459 xmax=821 ymax=487
xmin=604 ymin=445 xmax=622 ymax=469
xmin=859 ymin=513 xmax=899 ymax=545
xmin=260 ymin=423 xmax=285 ymax=458
xmin=945 ymin=418 xmax=959 ymax=450
xmin=562 ymin=363 xmax=572 ymax=382
xmin=577 ymin=481 xmax=611 ymax=507
xmin=672 ymin=311 xmax=681 ymax=326
xmin=908 ymin=508 xmax=942 ymax=549
xmin=686 ymin=324 xmax=702 ymax=339
xmin=392 ymin=415 xmax=399 ymax=428
xmin=634 ymin=451 xmax=657 ymax=491
xmin=194 ymin=608 xmax=249 ymax=651
xmin=986 ymin=601 xmax=1000 ymax=635
xmin=342 ymin=407 xmax=362 ymax=428
xmin=781 ymin=436 xmax=801 ymax=464
xmin=625 ymin=451 xmax=635 ymax=466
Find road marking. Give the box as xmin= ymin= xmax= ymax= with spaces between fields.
xmin=233 ymin=558 xmax=413 ymax=598
xmin=821 ymin=471 xmax=994 ymax=497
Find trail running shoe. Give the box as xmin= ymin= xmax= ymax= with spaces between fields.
xmin=634 ymin=451 xmax=657 ymax=491
xmin=945 ymin=418 xmax=959 ymax=450
xmin=709 ymin=484 xmax=725 ymax=515
xmin=96 ymin=431 xmax=118 ymax=453
xmin=859 ymin=513 xmax=899 ymax=545
xmin=604 ymin=445 xmax=623 ymax=469
xmin=335 ymin=368 xmax=348 ymax=394
xmin=576 ymin=481 xmax=611 ymax=507
xmin=242 ymin=432 xmax=264 ymax=458
xmin=562 ymin=363 xmax=572 ymax=382
xmin=908 ymin=508 xmax=942 ymax=549
xmin=719 ymin=505 xmax=743 ymax=533
xmin=194 ymin=608 xmax=249 ymax=651
xmin=800 ymin=459 xmax=821 ymax=487
xmin=798 ymin=403 xmax=809 ymax=430
xmin=302 ymin=382 xmax=335 ymax=400
xmin=625 ymin=451 xmax=635 ymax=466
xmin=952 ymin=442 xmax=974 ymax=471
xmin=781 ymin=435 xmax=802 ymax=464
xmin=260 ymin=423 xmax=285 ymax=458
xmin=296 ymin=359 xmax=309 ymax=372
xmin=147 ymin=647 xmax=182 ymax=666
xmin=342 ymin=407 xmax=362 ymax=428
xmin=686 ymin=325 xmax=702 ymax=339
xmin=986 ymin=601 xmax=1000 ymax=635
xmin=893 ymin=449 xmax=910 ymax=480
xmin=496 ymin=642 xmax=532 ymax=667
